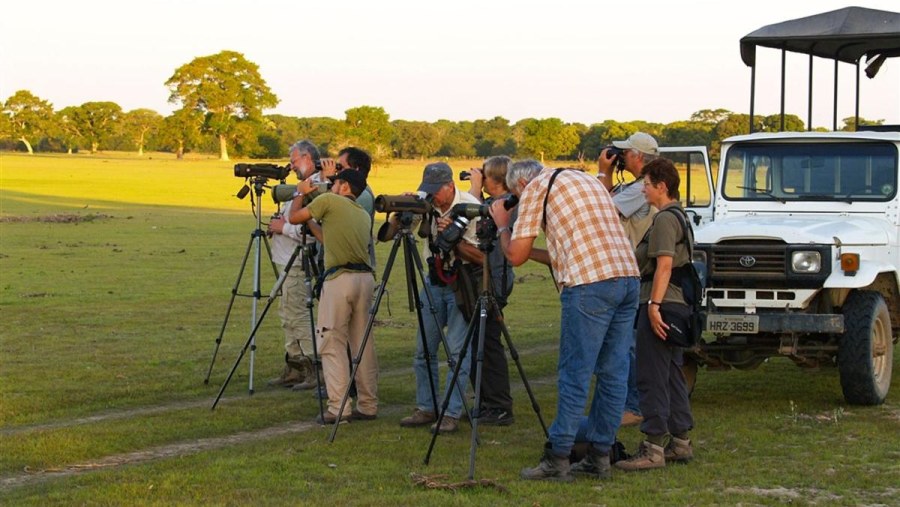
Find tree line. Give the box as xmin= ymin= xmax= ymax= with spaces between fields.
xmin=0 ymin=50 xmax=883 ymax=163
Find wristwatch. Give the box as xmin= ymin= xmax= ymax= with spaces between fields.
xmin=496 ymin=226 xmax=510 ymax=238
xmin=648 ymin=300 xmax=661 ymax=306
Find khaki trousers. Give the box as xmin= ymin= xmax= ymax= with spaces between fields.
xmin=277 ymin=263 xmax=314 ymax=358
xmin=317 ymin=271 xmax=377 ymax=417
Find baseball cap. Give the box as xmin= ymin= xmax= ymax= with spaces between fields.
xmin=612 ymin=132 xmax=659 ymax=156
xmin=330 ymin=169 xmax=367 ymax=197
xmin=417 ymin=162 xmax=453 ymax=195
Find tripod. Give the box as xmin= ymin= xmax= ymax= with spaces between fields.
xmin=205 ymin=176 xmax=280 ymax=394
xmin=327 ymin=212 xmax=474 ymax=441
xmin=211 ymin=226 xmax=326 ymax=422
xmin=424 ymin=224 xmax=549 ymax=479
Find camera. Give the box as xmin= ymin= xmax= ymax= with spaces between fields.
xmin=459 ymin=170 xmax=471 ymax=181
xmin=449 ymin=194 xmax=519 ymax=220
xmin=435 ymin=214 xmax=470 ymax=253
xmin=435 ymin=195 xmax=518 ymax=253
xmin=234 ymin=163 xmax=291 ymax=180
xmin=374 ymin=194 xmax=433 ymax=215
xmin=603 ymin=146 xmax=626 ymax=171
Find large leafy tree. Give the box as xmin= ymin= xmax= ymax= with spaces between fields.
xmin=121 ymin=108 xmax=163 ymax=156
xmin=434 ymin=120 xmax=476 ymax=158
xmin=391 ymin=120 xmax=441 ymax=159
xmin=515 ymin=118 xmax=580 ymax=161
xmin=156 ymin=109 xmax=203 ymax=159
xmin=343 ymin=106 xmax=393 ymax=160
xmin=165 ymin=50 xmax=278 ymax=161
xmin=62 ymin=101 xmax=122 ymax=153
xmin=472 ymin=116 xmax=515 ymax=157
xmin=2 ymin=90 xmax=54 ymax=154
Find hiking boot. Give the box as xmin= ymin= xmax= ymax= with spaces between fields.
xmin=520 ymin=443 xmax=574 ymax=482
xmin=570 ymin=447 xmax=611 ymax=479
xmin=400 ymin=409 xmax=436 ymax=427
xmin=292 ymin=364 xmax=322 ymax=391
xmin=315 ymin=411 xmax=349 ymax=425
xmin=267 ymin=364 xmax=304 ymax=388
xmin=478 ymin=408 xmax=514 ymax=426
xmin=350 ymin=408 xmax=377 ymax=421
xmin=664 ymin=437 xmax=693 ymax=463
xmin=430 ymin=416 xmax=459 ymax=434
xmin=614 ymin=441 xmax=665 ymax=471
xmin=620 ymin=410 xmax=643 ymax=427
xmin=312 ymin=385 xmax=328 ymax=400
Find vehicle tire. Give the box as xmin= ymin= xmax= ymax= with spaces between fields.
xmin=839 ymin=291 xmax=893 ymax=405
xmin=681 ymin=356 xmax=698 ymax=397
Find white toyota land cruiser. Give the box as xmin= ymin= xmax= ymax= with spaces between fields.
xmin=691 ymin=7 xmax=899 ymax=405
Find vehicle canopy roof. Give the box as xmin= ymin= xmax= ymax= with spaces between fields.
xmin=740 ymin=6 xmax=900 ymax=74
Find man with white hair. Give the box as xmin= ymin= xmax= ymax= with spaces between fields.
xmin=491 ymin=159 xmax=640 ymax=482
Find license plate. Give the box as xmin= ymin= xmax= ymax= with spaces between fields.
xmin=705 ymin=314 xmax=759 ymax=334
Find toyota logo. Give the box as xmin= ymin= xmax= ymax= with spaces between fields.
xmin=739 ymin=256 xmax=757 ymax=268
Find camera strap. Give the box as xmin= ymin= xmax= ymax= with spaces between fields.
xmin=541 ymin=169 xmax=567 ymax=291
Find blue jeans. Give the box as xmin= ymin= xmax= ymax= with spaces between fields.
xmin=413 ymin=279 xmax=471 ymax=418
xmin=548 ymin=276 xmax=639 ymax=457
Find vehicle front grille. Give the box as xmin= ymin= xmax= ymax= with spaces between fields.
xmin=704 ymin=240 xmax=830 ymax=289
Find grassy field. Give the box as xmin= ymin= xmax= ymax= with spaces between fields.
xmin=1 ymin=152 xmax=898 ymax=505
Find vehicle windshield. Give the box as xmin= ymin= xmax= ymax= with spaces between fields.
xmin=721 ymin=142 xmax=898 ymax=202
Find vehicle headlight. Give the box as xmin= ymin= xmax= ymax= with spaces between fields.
xmin=692 ymin=250 xmax=707 ymax=266
xmin=791 ymin=251 xmax=821 ymax=273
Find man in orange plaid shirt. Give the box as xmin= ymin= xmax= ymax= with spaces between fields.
xmin=491 ymin=159 xmax=640 ymax=482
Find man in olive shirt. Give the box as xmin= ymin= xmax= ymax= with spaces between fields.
xmin=288 ymin=170 xmax=377 ymax=424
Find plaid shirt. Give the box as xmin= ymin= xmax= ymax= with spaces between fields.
xmin=512 ymin=168 xmax=638 ymax=287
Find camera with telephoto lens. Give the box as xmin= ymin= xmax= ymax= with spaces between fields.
xmin=436 ymin=195 xmax=519 ymax=253
xmin=374 ymin=194 xmax=433 ymax=215
xmin=234 ymin=163 xmax=291 ymax=180
xmin=603 ymin=146 xmax=626 ymax=172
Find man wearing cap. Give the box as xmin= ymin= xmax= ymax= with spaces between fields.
xmin=288 ymin=169 xmax=378 ymax=424
xmin=399 ymin=162 xmax=484 ymax=434
xmin=598 ymin=131 xmax=660 ymax=428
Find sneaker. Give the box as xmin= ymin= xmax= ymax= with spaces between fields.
xmin=664 ymin=437 xmax=693 ymax=463
xmin=614 ymin=441 xmax=665 ymax=471
xmin=478 ymin=408 xmax=515 ymax=426
xmin=570 ymin=447 xmax=611 ymax=479
xmin=350 ymin=408 xmax=377 ymax=421
xmin=620 ymin=411 xmax=643 ymax=427
xmin=430 ymin=416 xmax=459 ymax=434
xmin=267 ymin=364 xmax=304 ymax=388
xmin=520 ymin=443 xmax=574 ymax=482
xmin=399 ymin=409 xmax=436 ymax=428
xmin=315 ymin=411 xmax=349 ymax=425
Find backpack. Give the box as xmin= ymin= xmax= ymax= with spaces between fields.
xmin=641 ymin=207 xmax=707 ymax=347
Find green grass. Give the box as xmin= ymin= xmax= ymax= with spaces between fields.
xmin=1 ymin=152 xmax=899 ymax=505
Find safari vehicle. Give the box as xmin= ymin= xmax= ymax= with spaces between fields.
xmin=691 ymin=7 xmax=900 ymax=405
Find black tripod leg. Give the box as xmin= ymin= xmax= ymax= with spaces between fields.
xmin=403 ymin=237 xmax=440 ymax=416
xmin=406 ymin=237 xmax=475 ymax=424
xmin=494 ymin=301 xmax=549 ymax=438
xmin=299 ymin=242 xmax=325 ymax=423
xmin=327 ymin=235 xmax=403 ymax=441
xmin=205 ymin=232 xmax=255 ymax=384
xmin=424 ymin=298 xmax=481 ymax=465
xmin=467 ymin=297 xmax=490 ymax=479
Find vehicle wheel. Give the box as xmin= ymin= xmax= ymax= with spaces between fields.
xmin=839 ymin=291 xmax=893 ymax=405
xmin=681 ymin=356 xmax=698 ymax=397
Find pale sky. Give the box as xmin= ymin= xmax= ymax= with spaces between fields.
xmin=2 ymin=0 xmax=898 ymax=129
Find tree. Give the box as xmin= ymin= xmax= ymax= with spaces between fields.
xmin=690 ymin=108 xmax=732 ymax=124
xmin=434 ymin=120 xmax=476 ymax=158
xmin=392 ymin=120 xmax=441 ymax=159
xmin=2 ymin=90 xmax=54 ymax=154
xmin=165 ymin=50 xmax=278 ymax=161
xmin=120 ymin=109 xmax=162 ymax=156
xmin=156 ymin=109 xmax=203 ymax=159
xmin=472 ymin=116 xmax=515 ymax=157
xmin=61 ymin=101 xmax=122 ymax=153
xmin=516 ymin=118 xmax=580 ymax=161
xmin=841 ymin=116 xmax=885 ymax=131
xmin=661 ymin=120 xmax=715 ymax=148
xmin=343 ymin=106 xmax=393 ymax=160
